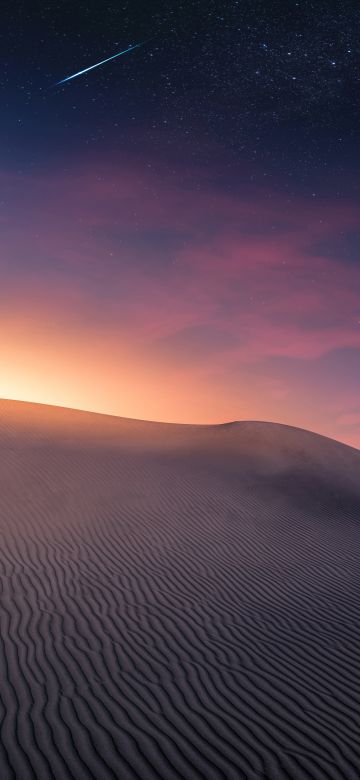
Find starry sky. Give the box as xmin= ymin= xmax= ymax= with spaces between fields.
xmin=1 ymin=0 xmax=360 ymax=446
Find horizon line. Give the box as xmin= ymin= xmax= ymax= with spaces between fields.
xmin=0 ymin=396 xmax=358 ymax=451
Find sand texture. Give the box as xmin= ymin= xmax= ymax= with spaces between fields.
xmin=0 ymin=399 xmax=360 ymax=779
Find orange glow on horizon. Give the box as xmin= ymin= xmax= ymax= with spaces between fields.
xmin=0 ymin=314 xmax=254 ymax=425
xmin=2 ymin=311 xmax=359 ymax=452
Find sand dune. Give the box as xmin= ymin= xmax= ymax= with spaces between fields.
xmin=0 ymin=399 xmax=359 ymax=779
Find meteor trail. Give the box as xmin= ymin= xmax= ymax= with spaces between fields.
xmin=56 ymin=42 xmax=144 ymax=85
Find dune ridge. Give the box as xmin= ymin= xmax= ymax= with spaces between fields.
xmin=0 ymin=399 xmax=360 ymax=779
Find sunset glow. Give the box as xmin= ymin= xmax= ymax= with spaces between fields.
xmin=1 ymin=161 xmax=359 ymax=445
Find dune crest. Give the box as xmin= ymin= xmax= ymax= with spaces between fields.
xmin=0 ymin=399 xmax=359 ymax=779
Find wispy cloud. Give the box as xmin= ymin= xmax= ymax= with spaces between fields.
xmin=1 ymin=160 xmax=359 ymax=444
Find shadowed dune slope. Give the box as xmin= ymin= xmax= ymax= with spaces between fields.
xmin=0 ymin=399 xmax=360 ymax=779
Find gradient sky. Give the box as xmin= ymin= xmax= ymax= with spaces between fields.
xmin=1 ymin=1 xmax=360 ymax=446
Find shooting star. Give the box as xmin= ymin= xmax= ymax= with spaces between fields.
xmin=56 ymin=42 xmax=144 ymax=85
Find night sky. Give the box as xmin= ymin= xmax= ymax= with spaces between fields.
xmin=1 ymin=0 xmax=360 ymax=446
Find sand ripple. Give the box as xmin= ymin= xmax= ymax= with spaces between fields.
xmin=0 ymin=401 xmax=359 ymax=779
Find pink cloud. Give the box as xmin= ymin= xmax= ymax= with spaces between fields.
xmin=1 ymin=158 xmax=360 ymax=446
xmin=1 ymin=162 xmax=360 ymax=356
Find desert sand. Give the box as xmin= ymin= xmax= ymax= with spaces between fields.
xmin=0 ymin=399 xmax=359 ymax=779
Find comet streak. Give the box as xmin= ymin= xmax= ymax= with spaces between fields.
xmin=56 ymin=42 xmax=144 ymax=85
